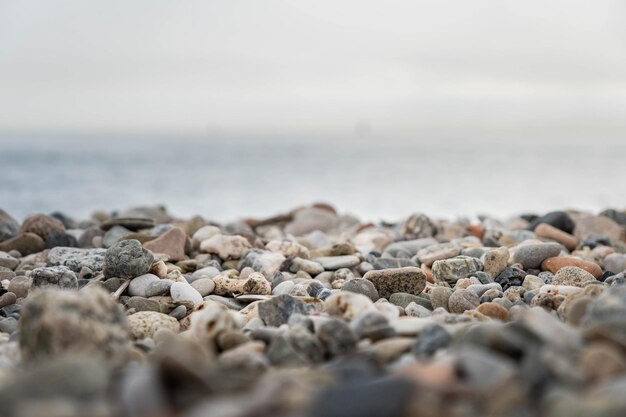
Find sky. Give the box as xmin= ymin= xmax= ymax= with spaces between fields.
xmin=1 ymin=0 xmax=625 ymax=141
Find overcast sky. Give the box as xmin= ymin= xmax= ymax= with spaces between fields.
xmin=1 ymin=0 xmax=625 ymax=140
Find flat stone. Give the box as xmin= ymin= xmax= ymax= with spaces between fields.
xmin=143 ymin=227 xmax=186 ymax=262
xmin=200 ymin=234 xmax=251 ymax=260
xmin=19 ymin=287 xmax=129 ymax=361
xmin=448 ymin=289 xmax=480 ymax=313
xmin=100 ymin=217 xmax=156 ymax=231
xmin=0 ymin=251 xmax=19 ymax=270
xmin=170 ymin=281 xmax=203 ymax=305
xmin=258 ymin=294 xmax=311 ymax=327
xmin=0 ymin=209 xmax=20 ymax=243
xmin=284 ymin=207 xmax=339 ymax=236
xmin=190 ymin=278 xmax=215 ymax=296
xmin=48 ymin=247 xmax=107 ymax=273
xmin=29 ymin=265 xmax=78 ymax=290
xmin=535 ymin=223 xmax=579 ymax=251
xmin=20 ymin=214 xmax=65 ymax=240
xmin=541 ymin=256 xmax=602 ymax=278
xmin=144 ymin=279 xmax=173 ymax=297
xmin=416 ymin=242 xmax=462 ymax=267
xmin=102 ymin=225 xmax=133 ymax=248
xmin=363 ymin=267 xmax=426 ymax=299
xmin=311 ymin=255 xmax=360 ymax=270
xmin=341 ymin=278 xmax=380 ymax=301
xmin=511 ymin=242 xmax=562 ymax=269
xmin=8 ymin=276 xmax=31 ymax=298
xmin=126 ymin=296 xmax=160 ymax=312
xmin=127 ymin=311 xmax=180 ymax=339
xmin=432 ymin=256 xmax=483 ymax=285
xmin=481 ymin=247 xmax=509 ymax=278
xmin=0 ymin=233 xmax=45 ymax=256
xmin=552 ymin=266 xmax=596 ymax=287
xmin=128 ymin=274 xmax=161 ymax=297
xmin=104 ymin=239 xmax=154 ymax=279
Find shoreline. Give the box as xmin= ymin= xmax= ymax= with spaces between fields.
xmin=1 ymin=204 xmax=626 ymax=416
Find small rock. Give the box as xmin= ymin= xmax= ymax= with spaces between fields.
xmin=476 ymin=302 xmax=509 ymax=320
xmin=411 ymin=323 xmax=452 ymax=358
xmin=528 ymin=211 xmax=575 ymax=233
xmin=200 ymin=234 xmax=251 ymax=260
xmin=258 ymin=294 xmax=311 ymax=326
xmin=29 ymin=265 xmax=78 ymax=290
xmin=326 ymin=292 xmax=375 ymax=321
xmin=8 ymin=275 xmax=31 ymax=298
xmin=19 ymin=287 xmax=130 ymax=361
xmin=432 ymin=256 xmax=483 ymax=285
xmin=0 ymin=232 xmax=45 ymax=255
xmin=170 ymin=281 xmax=203 ymax=305
xmin=0 ymin=291 xmax=16 ymax=308
xmin=448 ymin=289 xmax=480 ymax=313
xmin=104 ymin=239 xmax=154 ymax=279
xmin=20 ymin=214 xmax=65 ymax=240
xmin=101 ymin=217 xmax=156 ymax=231
xmin=0 ymin=251 xmax=19 ymax=270
xmin=317 ymin=318 xmax=357 ymax=357
xmin=603 ymin=253 xmax=626 ymax=274
xmin=128 ymin=274 xmax=161 ymax=297
xmin=144 ymin=279 xmax=173 ymax=297
xmin=552 ymin=266 xmax=596 ymax=287
xmin=574 ymin=215 xmax=624 ymax=242
xmin=48 ymin=246 xmax=107 ymax=272
xmin=405 ymin=302 xmax=432 ymax=318
xmin=0 ymin=209 xmax=20 ymax=243
xmin=535 ymin=223 xmax=579 ymax=250
xmin=416 ymin=242 xmax=462 ymax=267
xmin=541 ymin=256 xmax=603 ymax=278
xmin=44 ymin=230 xmax=78 ymax=249
xmin=311 ymin=255 xmax=360 ymax=270
xmin=430 ymin=286 xmax=453 ymax=311
xmin=127 ymin=311 xmax=180 ymax=339
xmin=495 ymin=267 xmax=527 ymax=291
xmin=341 ymin=278 xmax=380 ymax=301
xmin=239 ymin=249 xmax=286 ymax=277
xmin=285 ymin=206 xmax=339 ymax=236
xmin=143 ymin=227 xmax=187 ymax=261
xmin=266 ymin=240 xmax=310 ymax=258
xmin=363 ymin=267 xmax=426 ymax=299
xmin=481 ymin=247 xmax=509 ymax=278
xmin=511 ymin=242 xmax=562 ymax=269
xmin=126 ymin=296 xmax=160 ymax=312
xmin=190 ymin=278 xmax=215 ymax=296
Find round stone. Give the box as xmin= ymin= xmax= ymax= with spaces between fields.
xmin=104 ymin=239 xmax=154 ymax=279
xmin=448 ymin=289 xmax=480 ymax=314
xmin=127 ymin=311 xmax=180 ymax=339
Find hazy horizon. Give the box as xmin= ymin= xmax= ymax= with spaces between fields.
xmin=1 ymin=0 xmax=625 ymax=142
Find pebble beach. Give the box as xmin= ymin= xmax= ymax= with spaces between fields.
xmin=1 ymin=204 xmax=626 ymax=417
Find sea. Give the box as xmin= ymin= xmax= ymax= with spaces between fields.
xmin=1 ymin=133 xmax=624 ymax=224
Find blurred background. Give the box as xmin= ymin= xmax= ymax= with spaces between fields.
xmin=1 ymin=0 xmax=625 ymax=222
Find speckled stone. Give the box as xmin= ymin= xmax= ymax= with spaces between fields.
xmin=430 ymin=286 xmax=453 ymax=311
xmin=127 ymin=311 xmax=180 ymax=339
xmin=363 ymin=267 xmax=426 ymax=299
xmin=448 ymin=289 xmax=480 ymax=313
xmin=432 ymin=256 xmax=483 ymax=285
xmin=104 ymin=239 xmax=154 ymax=279
xmin=552 ymin=266 xmax=596 ymax=287
xmin=19 ymin=287 xmax=130 ymax=362
xmin=48 ymin=247 xmax=107 ymax=273
xmin=29 ymin=265 xmax=78 ymax=290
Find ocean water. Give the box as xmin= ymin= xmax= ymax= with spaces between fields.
xmin=1 ymin=134 xmax=624 ymax=223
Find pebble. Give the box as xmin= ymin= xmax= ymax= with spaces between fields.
xmin=495 ymin=266 xmax=527 ymax=291
xmin=199 ymin=234 xmax=251 ymax=259
xmin=316 ymin=318 xmax=357 ymax=357
xmin=144 ymin=279 xmax=173 ymax=297
xmin=432 ymin=256 xmax=483 ymax=285
xmin=127 ymin=311 xmax=180 ymax=339
xmin=341 ymin=278 xmax=380 ymax=301
xmin=48 ymin=246 xmax=107 ymax=273
xmin=102 ymin=225 xmax=133 ymax=248
xmin=476 ymin=302 xmax=509 ymax=320
xmin=552 ymin=266 xmax=596 ymax=287
xmin=20 ymin=214 xmax=65 ymax=240
xmin=126 ymin=296 xmax=160 ymax=312
xmin=311 ymin=255 xmax=360 ymax=270
xmin=100 ymin=217 xmax=156 ymax=231
xmin=0 ymin=251 xmax=19 ymax=270
xmin=0 ymin=232 xmax=45 ymax=255
xmin=104 ymin=239 xmax=154 ymax=279
xmin=480 ymin=247 xmax=509 ymax=279
xmin=190 ymin=278 xmax=215 ymax=296
xmin=284 ymin=206 xmax=339 ymax=236
xmin=326 ymin=292 xmax=375 ymax=321
xmin=239 ymin=249 xmax=286 ymax=277
xmin=416 ymin=242 xmax=462 ymax=267
xmin=405 ymin=302 xmax=432 ymax=318
xmin=0 ymin=209 xmax=20 ymax=242
xmin=511 ymin=242 xmax=562 ymax=269
xmin=411 ymin=323 xmax=452 ymax=358
xmin=535 ymin=222 xmax=579 ymax=250
xmin=29 ymin=265 xmax=78 ymax=290
xmin=528 ymin=210 xmax=575 ymax=233
xmin=8 ymin=276 xmax=31 ymax=298
xmin=448 ymin=289 xmax=480 ymax=313
xmin=170 ymin=281 xmax=203 ymax=305
xmin=258 ymin=294 xmax=310 ymax=326
xmin=430 ymin=286 xmax=453 ymax=310
xmin=265 ymin=240 xmax=310 ymax=258
xmin=363 ymin=266 xmax=426 ymax=299
xmin=574 ymin=215 xmax=624 ymax=242
xmin=142 ymin=227 xmax=187 ymax=261
xmin=128 ymin=274 xmax=161 ymax=297
xmin=0 ymin=292 xmax=17 ymax=308
xmin=541 ymin=256 xmax=603 ymax=278
xmin=603 ymin=253 xmax=626 ymax=274
xmin=19 ymin=287 xmax=129 ymax=361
